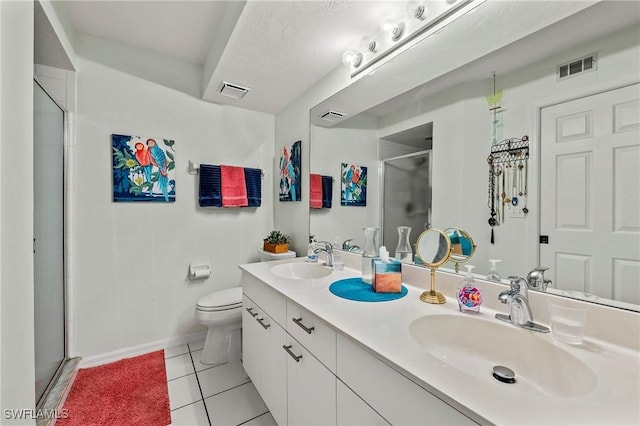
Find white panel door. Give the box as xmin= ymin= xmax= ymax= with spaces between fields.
xmin=540 ymin=83 xmax=640 ymax=304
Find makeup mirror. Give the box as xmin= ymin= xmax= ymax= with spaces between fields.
xmin=444 ymin=228 xmax=476 ymax=273
xmin=415 ymin=228 xmax=452 ymax=304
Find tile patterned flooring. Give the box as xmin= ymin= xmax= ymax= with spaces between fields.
xmin=165 ymin=340 xmax=276 ymax=426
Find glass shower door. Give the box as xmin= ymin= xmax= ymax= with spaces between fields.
xmin=382 ymin=151 xmax=432 ymax=256
xmin=33 ymin=81 xmax=66 ymax=405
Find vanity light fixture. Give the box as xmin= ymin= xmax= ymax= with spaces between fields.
xmin=342 ymin=0 xmax=479 ymax=78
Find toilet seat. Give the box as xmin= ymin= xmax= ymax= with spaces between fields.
xmin=196 ymin=287 xmax=242 ymax=312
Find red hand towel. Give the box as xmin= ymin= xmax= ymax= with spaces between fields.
xmin=310 ymin=174 xmax=322 ymax=208
xmin=221 ymin=165 xmax=248 ymax=207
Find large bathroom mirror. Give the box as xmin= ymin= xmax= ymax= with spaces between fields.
xmin=308 ymin=1 xmax=640 ymax=312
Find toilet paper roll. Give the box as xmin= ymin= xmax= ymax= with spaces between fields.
xmin=189 ymin=263 xmax=211 ymax=280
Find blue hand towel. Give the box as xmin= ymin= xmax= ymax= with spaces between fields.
xmin=244 ymin=167 xmax=262 ymax=207
xmin=199 ymin=164 xmax=222 ymax=207
xmin=321 ymin=175 xmax=333 ymax=208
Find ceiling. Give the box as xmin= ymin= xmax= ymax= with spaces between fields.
xmin=52 ymin=0 xmax=405 ymax=114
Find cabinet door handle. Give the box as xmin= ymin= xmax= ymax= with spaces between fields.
xmin=256 ymin=317 xmax=270 ymax=329
xmin=245 ymin=307 xmax=258 ymax=317
xmin=283 ymin=345 xmax=303 ymax=362
xmin=292 ymin=317 xmax=315 ymax=334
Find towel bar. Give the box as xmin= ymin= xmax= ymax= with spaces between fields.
xmin=189 ymin=161 xmax=264 ymax=177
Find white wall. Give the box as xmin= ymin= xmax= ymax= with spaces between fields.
xmin=378 ymin=24 xmax=640 ymax=277
xmin=1 ymin=1 xmax=35 ymax=423
xmin=72 ymin=48 xmax=275 ymax=358
xmin=274 ymin=66 xmax=350 ymax=254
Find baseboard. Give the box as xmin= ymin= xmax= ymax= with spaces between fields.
xmin=78 ymin=330 xmax=207 ymax=368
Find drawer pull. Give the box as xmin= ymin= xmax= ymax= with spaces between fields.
xmin=283 ymin=345 xmax=303 ymax=362
xmin=256 ymin=317 xmax=270 ymax=329
xmin=245 ymin=307 xmax=258 ymax=317
xmin=292 ymin=317 xmax=315 ymax=334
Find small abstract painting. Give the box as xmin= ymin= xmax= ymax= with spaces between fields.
xmin=112 ymin=134 xmax=176 ymax=202
xmin=341 ymin=163 xmax=367 ymax=206
xmin=279 ymin=140 xmax=301 ymax=202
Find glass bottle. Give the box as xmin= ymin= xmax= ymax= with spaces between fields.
xmin=361 ymin=227 xmax=379 ymax=284
xmin=394 ymin=226 xmax=413 ymax=263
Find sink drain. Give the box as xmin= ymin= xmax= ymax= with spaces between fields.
xmin=492 ymin=365 xmax=516 ymax=384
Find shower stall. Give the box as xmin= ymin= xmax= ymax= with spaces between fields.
xmin=381 ymin=150 xmax=432 ymax=258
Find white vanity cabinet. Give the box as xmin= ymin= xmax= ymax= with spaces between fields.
xmin=242 ymin=274 xmax=337 ymax=425
xmin=242 ymin=272 xmax=476 ymax=425
xmin=242 ymin=294 xmax=287 ymax=425
xmin=336 ymin=334 xmax=478 ymax=425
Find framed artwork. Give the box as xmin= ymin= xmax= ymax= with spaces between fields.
xmin=341 ymin=163 xmax=367 ymax=206
xmin=112 ymin=133 xmax=176 ymax=202
xmin=279 ymin=140 xmax=301 ymax=201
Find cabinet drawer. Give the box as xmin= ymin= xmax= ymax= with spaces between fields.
xmin=286 ymin=299 xmax=337 ymax=372
xmin=336 ymin=333 xmax=477 ymax=425
xmin=241 ymin=271 xmax=286 ymax=327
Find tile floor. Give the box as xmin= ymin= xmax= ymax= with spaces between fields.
xmin=165 ymin=340 xmax=276 ymax=426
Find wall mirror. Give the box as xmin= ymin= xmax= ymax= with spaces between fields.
xmin=308 ymin=1 xmax=640 ymax=312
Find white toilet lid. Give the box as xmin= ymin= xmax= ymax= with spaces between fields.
xmin=196 ymin=287 xmax=242 ymax=311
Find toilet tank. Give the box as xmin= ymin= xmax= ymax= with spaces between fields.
xmin=257 ymin=248 xmax=296 ymax=262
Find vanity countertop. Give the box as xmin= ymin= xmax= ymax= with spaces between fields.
xmin=239 ymin=257 xmax=640 ymax=425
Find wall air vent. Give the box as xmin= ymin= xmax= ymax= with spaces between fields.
xmin=218 ymin=81 xmax=250 ymax=99
xmin=319 ymin=110 xmax=347 ymax=122
xmin=557 ymin=53 xmax=597 ymax=80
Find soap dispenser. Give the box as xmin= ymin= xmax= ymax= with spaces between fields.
xmin=456 ymin=265 xmax=482 ymax=314
xmin=307 ymin=236 xmax=318 ymax=263
xmin=487 ymin=259 xmax=502 ymax=282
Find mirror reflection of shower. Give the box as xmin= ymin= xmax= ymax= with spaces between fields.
xmin=380 ymin=122 xmax=433 ymax=259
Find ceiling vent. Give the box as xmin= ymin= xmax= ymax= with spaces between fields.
xmin=218 ymin=81 xmax=250 ymax=99
xmin=557 ymin=53 xmax=597 ymax=80
xmin=319 ymin=110 xmax=347 ymax=122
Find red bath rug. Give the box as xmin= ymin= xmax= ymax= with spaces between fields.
xmin=58 ymin=350 xmax=171 ymax=426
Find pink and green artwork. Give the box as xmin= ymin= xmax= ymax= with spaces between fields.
xmin=341 ymin=163 xmax=367 ymax=206
xmin=112 ymin=134 xmax=175 ymax=202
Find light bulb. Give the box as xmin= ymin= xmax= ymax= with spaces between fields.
xmin=391 ymin=22 xmax=405 ymax=42
xmin=380 ymin=18 xmax=395 ymax=33
xmin=406 ymin=1 xmax=427 ymax=20
xmin=341 ymin=50 xmax=363 ymax=68
xmin=360 ymin=36 xmax=378 ymax=53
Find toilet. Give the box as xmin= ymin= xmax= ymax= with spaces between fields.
xmin=195 ymin=248 xmax=296 ymax=365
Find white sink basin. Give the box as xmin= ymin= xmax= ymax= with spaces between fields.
xmin=409 ymin=314 xmax=597 ymax=398
xmin=270 ymin=262 xmax=332 ymax=280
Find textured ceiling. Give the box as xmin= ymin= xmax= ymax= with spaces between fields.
xmin=56 ymin=0 xmax=404 ymax=114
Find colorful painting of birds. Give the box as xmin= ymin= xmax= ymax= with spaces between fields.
xmin=112 ymin=133 xmax=176 ymax=202
xmin=341 ymin=163 xmax=367 ymax=206
xmin=279 ymin=140 xmax=301 ymax=202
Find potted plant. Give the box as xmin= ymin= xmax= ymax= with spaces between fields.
xmin=263 ymin=230 xmax=291 ymax=254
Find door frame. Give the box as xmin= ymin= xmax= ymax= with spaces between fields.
xmin=529 ymin=76 xmax=640 ymax=276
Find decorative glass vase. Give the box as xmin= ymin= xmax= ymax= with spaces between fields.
xmin=395 ymin=226 xmax=413 ymax=263
xmin=361 ymin=227 xmax=379 ymax=284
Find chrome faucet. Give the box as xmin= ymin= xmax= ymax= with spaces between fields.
xmin=495 ymin=276 xmax=550 ymax=333
xmin=342 ymin=239 xmax=360 ymax=252
xmin=313 ymin=241 xmax=334 ymax=267
xmin=526 ymin=266 xmax=552 ymax=292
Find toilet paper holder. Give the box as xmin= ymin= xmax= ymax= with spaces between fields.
xmin=189 ymin=263 xmax=211 ymax=280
